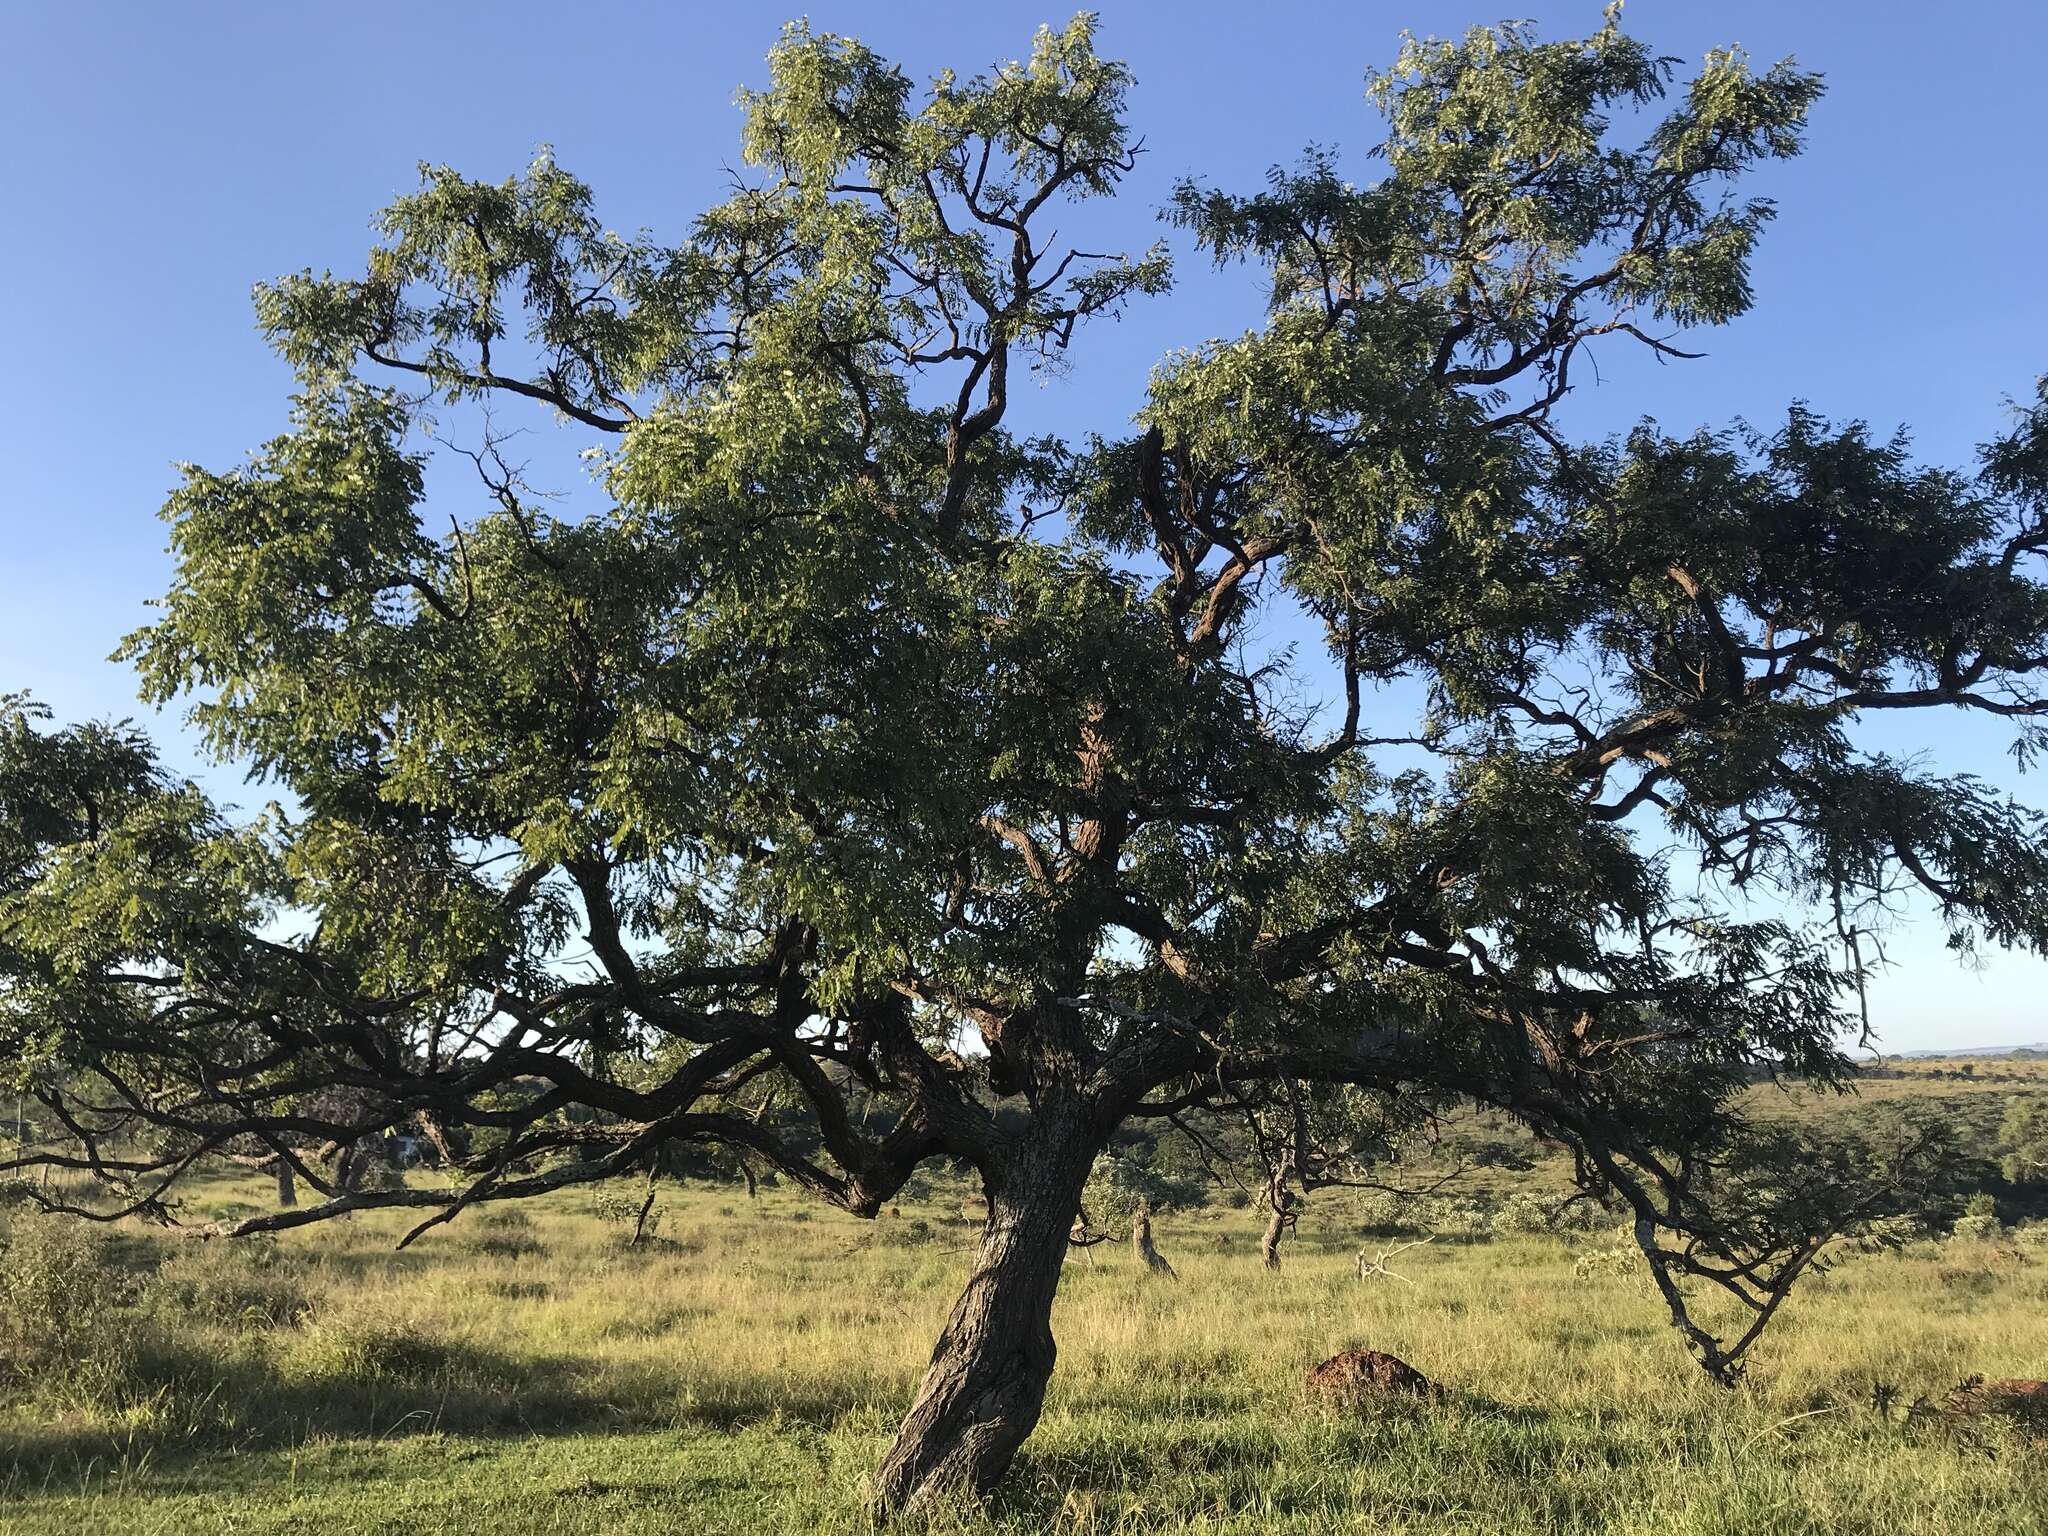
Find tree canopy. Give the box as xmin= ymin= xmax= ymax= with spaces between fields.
xmin=4 ymin=10 xmax=2046 ymax=1516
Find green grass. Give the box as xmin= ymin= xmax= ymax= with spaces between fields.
xmin=4 ymin=1065 xmax=2048 ymax=1534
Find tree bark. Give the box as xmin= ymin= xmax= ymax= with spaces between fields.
xmin=1260 ymin=1205 xmax=1286 ymax=1270
xmin=1259 ymin=1168 xmax=1297 ymax=1271
xmin=872 ymin=1117 xmax=1098 ymax=1521
xmin=334 ymin=1141 xmax=364 ymax=1194
xmin=1132 ymin=1199 xmax=1177 ymax=1278
xmin=276 ymin=1163 xmax=296 ymax=1207
xmin=331 ymin=1139 xmax=366 ymax=1218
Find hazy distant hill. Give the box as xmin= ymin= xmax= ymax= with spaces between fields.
xmin=1894 ymin=1043 xmax=2048 ymax=1059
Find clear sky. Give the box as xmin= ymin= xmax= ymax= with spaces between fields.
xmin=3 ymin=1 xmax=2044 ymax=1052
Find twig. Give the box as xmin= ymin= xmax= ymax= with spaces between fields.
xmin=1356 ymin=1234 xmax=1435 ymax=1284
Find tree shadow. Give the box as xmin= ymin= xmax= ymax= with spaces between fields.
xmin=0 ymin=1329 xmax=894 ymax=1498
xmin=985 ymin=1390 xmax=1565 ymax=1524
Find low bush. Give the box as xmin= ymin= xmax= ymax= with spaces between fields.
xmin=1950 ymin=1191 xmax=2005 ymax=1242
xmin=593 ymin=1181 xmax=663 ymax=1243
xmin=282 ymin=1306 xmax=462 ymax=1384
xmin=476 ymin=1230 xmax=545 ymax=1261
xmin=1573 ymin=1243 xmax=1640 ymax=1279
xmin=0 ymin=1216 xmax=138 ymax=1381
xmin=1492 ymin=1193 xmax=1553 ymax=1235
xmin=153 ymin=1239 xmax=313 ymax=1329
xmin=1426 ymin=1199 xmax=1492 ymax=1237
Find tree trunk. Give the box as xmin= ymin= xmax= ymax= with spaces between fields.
xmin=1260 ymin=1205 xmax=1286 ymax=1270
xmin=1132 ymin=1199 xmax=1177 ymax=1278
xmin=276 ymin=1163 xmax=296 ymax=1207
xmin=1259 ymin=1168 xmax=1296 ymax=1271
xmin=872 ymin=1119 xmax=1098 ymax=1521
xmin=631 ymin=1166 xmax=659 ymax=1245
xmin=332 ymin=1140 xmax=365 ymax=1218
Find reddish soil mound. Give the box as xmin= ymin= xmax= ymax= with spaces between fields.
xmin=1305 ymin=1348 xmax=1434 ymax=1404
xmin=1949 ymin=1377 xmax=2048 ymax=1417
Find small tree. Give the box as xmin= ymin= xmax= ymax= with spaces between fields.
xmin=4 ymin=13 xmax=2048 ymax=1518
xmin=1078 ymin=1150 xmax=1204 ymax=1276
xmin=1233 ymin=1078 xmax=1436 ymax=1270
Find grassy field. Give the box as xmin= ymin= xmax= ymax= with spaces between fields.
xmin=4 ymin=1065 xmax=2048 ymax=1534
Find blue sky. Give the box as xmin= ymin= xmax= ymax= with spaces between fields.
xmin=3 ymin=1 xmax=2045 ymax=1050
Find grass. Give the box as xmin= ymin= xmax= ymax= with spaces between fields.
xmin=4 ymin=1071 xmax=2048 ymax=1533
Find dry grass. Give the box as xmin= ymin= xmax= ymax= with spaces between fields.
xmin=2 ymin=1149 xmax=2047 ymax=1533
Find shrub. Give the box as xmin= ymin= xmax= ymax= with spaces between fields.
xmin=1550 ymin=1196 xmax=1614 ymax=1233
xmin=153 ymin=1239 xmax=312 ymax=1329
xmin=1426 ymin=1199 xmax=1492 ymax=1237
xmin=0 ymin=1215 xmax=144 ymax=1397
xmin=354 ymin=1158 xmax=407 ymax=1194
xmin=283 ymin=1307 xmax=458 ymax=1383
xmin=593 ymin=1180 xmax=662 ymax=1243
xmin=1951 ymin=1192 xmax=2004 ymax=1242
xmin=2011 ymin=1219 xmax=2048 ymax=1253
xmin=1354 ymin=1190 xmax=1422 ymax=1235
xmin=1847 ymin=1214 xmax=1931 ymax=1254
xmin=0 ymin=1220 xmax=136 ymax=1376
xmin=1492 ymin=1193 xmax=1553 ymax=1235
xmin=476 ymin=1230 xmax=544 ymax=1261
xmin=1574 ymin=1243 xmax=1640 ymax=1279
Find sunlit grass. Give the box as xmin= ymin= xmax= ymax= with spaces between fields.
xmin=3 ymin=1139 xmax=2046 ymax=1533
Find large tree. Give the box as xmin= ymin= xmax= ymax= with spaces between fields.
xmin=4 ymin=12 xmax=2047 ymax=1517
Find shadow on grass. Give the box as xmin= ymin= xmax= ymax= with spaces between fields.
xmin=982 ymin=1390 xmax=1571 ymax=1525
xmin=0 ymin=1324 xmax=900 ymax=1499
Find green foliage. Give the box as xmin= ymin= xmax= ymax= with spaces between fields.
xmin=1573 ymin=1241 xmax=1641 ymax=1280
xmin=0 ymin=1216 xmax=133 ymax=1380
xmin=876 ymin=1214 xmax=937 ymax=1248
xmin=592 ymin=1180 xmax=662 ymax=1244
xmin=3 ymin=11 xmax=2047 ymax=1479
xmin=1083 ymin=1152 xmax=1207 ymax=1223
xmin=1491 ymin=1192 xmax=1554 ymax=1235
xmin=2000 ymin=1096 xmax=2048 ymax=1184
xmin=1949 ymin=1190 xmax=2007 ymax=1245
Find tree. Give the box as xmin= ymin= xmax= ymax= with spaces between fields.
xmin=3 ymin=11 xmax=2048 ymax=1518
xmin=1075 ymin=1147 xmax=1204 ymax=1275
xmin=1232 ymin=1077 xmax=1432 ymax=1270
xmin=2000 ymin=1096 xmax=2048 ymax=1185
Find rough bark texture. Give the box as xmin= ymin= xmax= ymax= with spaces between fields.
xmin=1258 ymin=1156 xmax=1296 ymax=1271
xmin=276 ymin=1165 xmax=296 ymax=1207
xmin=333 ymin=1141 xmax=366 ymax=1195
xmin=871 ymin=1118 xmax=1099 ymax=1520
xmin=330 ymin=1141 xmax=363 ymax=1219
xmin=1131 ymin=1200 xmax=1177 ymax=1279
xmin=1259 ymin=1208 xmax=1285 ymax=1270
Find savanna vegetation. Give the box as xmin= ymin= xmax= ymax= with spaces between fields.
xmin=5 ymin=1063 xmax=2048 ymax=1534
xmin=4 ymin=5 xmax=2048 ymax=1528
